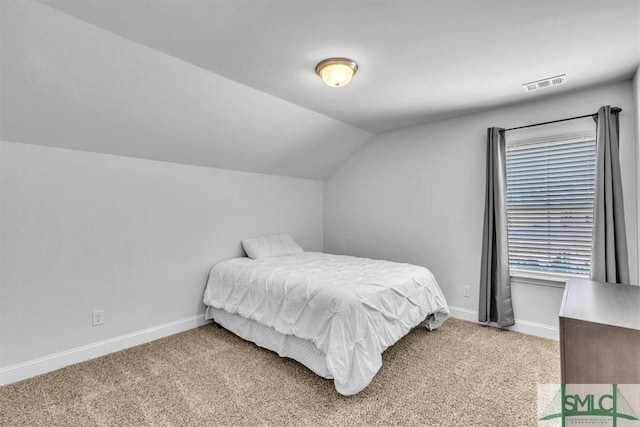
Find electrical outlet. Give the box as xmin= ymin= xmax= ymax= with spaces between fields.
xmin=92 ymin=310 xmax=105 ymax=326
xmin=463 ymin=286 xmax=470 ymax=298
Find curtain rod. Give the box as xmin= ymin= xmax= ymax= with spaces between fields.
xmin=504 ymin=107 xmax=622 ymax=132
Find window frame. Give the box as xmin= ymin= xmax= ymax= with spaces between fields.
xmin=505 ymin=130 xmax=597 ymax=286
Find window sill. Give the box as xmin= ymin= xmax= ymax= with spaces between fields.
xmin=509 ymin=270 xmax=577 ymax=288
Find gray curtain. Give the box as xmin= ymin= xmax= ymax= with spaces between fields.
xmin=479 ymin=128 xmax=514 ymax=327
xmin=590 ymin=106 xmax=630 ymax=284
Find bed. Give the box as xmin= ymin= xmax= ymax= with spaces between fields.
xmin=202 ymin=234 xmax=449 ymax=396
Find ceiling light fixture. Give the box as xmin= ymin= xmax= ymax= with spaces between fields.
xmin=315 ymin=58 xmax=358 ymax=88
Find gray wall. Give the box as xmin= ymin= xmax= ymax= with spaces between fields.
xmin=324 ymin=80 xmax=638 ymax=329
xmin=2 ymin=79 xmax=638 ymax=369
xmin=0 ymin=141 xmax=323 ymax=368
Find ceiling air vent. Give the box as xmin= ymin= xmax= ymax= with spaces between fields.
xmin=523 ymin=74 xmax=566 ymax=92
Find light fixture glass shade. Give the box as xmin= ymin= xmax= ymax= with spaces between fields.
xmin=316 ymin=58 xmax=358 ymax=87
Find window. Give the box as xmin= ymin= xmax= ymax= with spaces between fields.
xmin=505 ymin=132 xmax=596 ymax=279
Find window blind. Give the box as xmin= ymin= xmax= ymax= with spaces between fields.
xmin=506 ymin=134 xmax=596 ymax=278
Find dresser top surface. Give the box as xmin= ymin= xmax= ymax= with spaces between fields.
xmin=560 ymin=279 xmax=640 ymax=331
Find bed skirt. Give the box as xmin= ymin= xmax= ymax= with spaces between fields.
xmin=206 ymin=306 xmax=332 ymax=379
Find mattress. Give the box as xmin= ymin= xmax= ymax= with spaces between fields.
xmin=203 ymin=252 xmax=449 ymax=395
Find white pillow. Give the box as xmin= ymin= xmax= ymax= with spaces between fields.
xmin=242 ymin=234 xmax=304 ymax=259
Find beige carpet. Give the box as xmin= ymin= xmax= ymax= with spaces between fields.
xmin=1 ymin=318 xmax=559 ymax=426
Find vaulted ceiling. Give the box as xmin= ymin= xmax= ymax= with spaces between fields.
xmin=1 ymin=0 xmax=639 ymax=179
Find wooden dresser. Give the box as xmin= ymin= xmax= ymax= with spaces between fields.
xmin=559 ymin=279 xmax=640 ymax=384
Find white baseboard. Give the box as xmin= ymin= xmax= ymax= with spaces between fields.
xmin=0 ymin=314 xmax=209 ymax=386
xmin=0 ymin=308 xmax=557 ymax=387
xmin=448 ymin=305 xmax=559 ymax=341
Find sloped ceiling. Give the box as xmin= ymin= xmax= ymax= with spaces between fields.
xmin=0 ymin=1 xmax=372 ymax=180
xmin=35 ymin=0 xmax=640 ymax=133
xmin=1 ymin=1 xmax=639 ymax=179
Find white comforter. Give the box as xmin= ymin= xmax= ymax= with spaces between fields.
xmin=202 ymin=252 xmax=449 ymax=395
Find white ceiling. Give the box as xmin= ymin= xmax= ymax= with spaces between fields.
xmin=1 ymin=1 xmax=639 ymax=180
xmin=37 ymin=0 xmax=640 ymax=133
xmin=1 ymin=0 xmax=372 ymax=180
